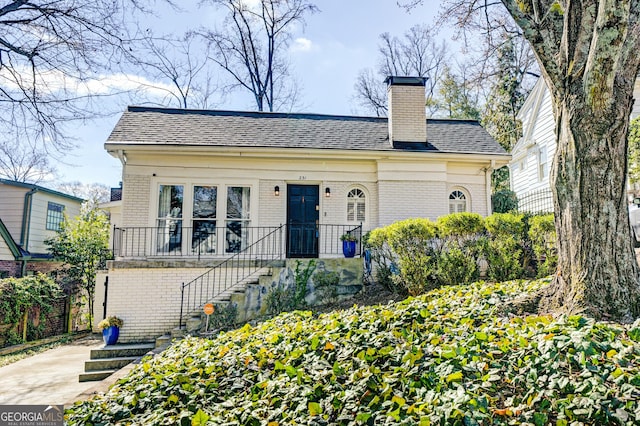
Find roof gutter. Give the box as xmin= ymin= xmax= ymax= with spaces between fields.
xmin=20 ymin=187 xmax=38 ymax=252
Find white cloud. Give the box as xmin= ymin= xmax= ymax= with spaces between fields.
xmin=291 ymin=37 xmax=314 ymax=53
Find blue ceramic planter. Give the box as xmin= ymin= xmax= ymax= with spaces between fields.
xmin=342 ymin=240 xmax=357 ymax=258
xmin=102 ymin=326 xmax=120 ymax=345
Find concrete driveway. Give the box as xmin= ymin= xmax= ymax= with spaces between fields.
xmin=0 ymin=336 xmax=111 ymax=406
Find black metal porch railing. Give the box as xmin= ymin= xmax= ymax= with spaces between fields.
xmin=176 ymin=223 xmax=362 ymax=327
xmin=112 ymin=225 xmax=282 ymax=259
xmin=113 ymin=223 xmax=364 ymax=259
xmin=179 ymin=224 xmax=286 ymax=327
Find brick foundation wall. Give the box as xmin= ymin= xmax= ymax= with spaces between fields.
xmin=94 ymin=266 xmax=211 ymax=342
xmin=0 ymin=260 xmax=20 ymax=278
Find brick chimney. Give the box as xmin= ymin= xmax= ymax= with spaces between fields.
xmin=385 ymin=76 xmax=428 ymax=148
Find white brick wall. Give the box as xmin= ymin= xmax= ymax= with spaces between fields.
xmin=378 ymin=181 xmax=448 ymax=225
xmin=94 ymin=267 xmax=210 ymax=342
xmin=388 ymin=84 xmax=427 ymax=144
xmin=122 ymin=174 xmax=151 ymax=227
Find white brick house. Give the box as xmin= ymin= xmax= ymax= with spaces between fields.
xmin=96 ymin=76 xmax=510 ymax=341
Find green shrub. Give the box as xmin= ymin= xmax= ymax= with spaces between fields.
xmin=386 ymin=218 xmax=438 ymax=295
xmin=486 ymin=236 xmax=523 ymax=281
xmin=435 ymin=243 xmax=479 ymax=286
xmin=485 ymin=212 xmax=525 ymax=238
xmin=491 ymin=189 xmax=518 ymax=213
xmin=364 ymin=228 xmax=397 ymax=291
xmin=312 ymin=270 xmax=339 ymax=302
xmin=206 ymin=303 xmax=238 ymax=330
xmin=528 ymin=214 xmax=557 ymax=277
xmin=436 ymin=212 xmax=485 ymax=237
xmin=265 ymin=260 xmax=316 ymax=316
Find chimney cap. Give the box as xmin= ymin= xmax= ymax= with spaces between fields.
xmin=385 ymin=76 xmax=428 ymax=87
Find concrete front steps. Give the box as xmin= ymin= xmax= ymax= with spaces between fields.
xmin=175 ymin=263 xmax=282 ymax=337
xmin=79 ymin=342 xmax=156 ymax=382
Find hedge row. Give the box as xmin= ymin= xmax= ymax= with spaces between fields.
xmin=0 ymin=274 xmax=63 ymax=347
xmin=365 ymin=212 xmax=556 ymax=295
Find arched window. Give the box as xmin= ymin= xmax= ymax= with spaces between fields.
xmin=347 ymin=188 xmax=366 ymax=222
xmin=449 ymin=190 xmax=467 ymax=213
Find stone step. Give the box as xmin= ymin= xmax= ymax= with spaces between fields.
xmin=155 ymin=334 xmax=171 ymax=348
xmin=85 ymin=356 xmax=139 ymax=372
xmin=79 ymin=369 xmax=117 ymax=382
xmin=90 ymin=343 xmax=155 ymax=359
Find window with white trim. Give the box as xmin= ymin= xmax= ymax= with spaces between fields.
xmin=192 ymin=186 xmax=217 ymax=255
xmin=347 ymin=188 xmax=366 ymax=222
xmin=226 ymin=186 xmax=251 ymax=253
xmin=538 ymin=147 xmax=549 ymax=181
xmin=449 ymin=190 xmax=467 ymax=214
xmin=157 ymin=185 xmax=183 ymax=254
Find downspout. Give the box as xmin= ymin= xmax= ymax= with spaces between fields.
xmin=486 ymin=160 xmax=495 ymax=215
xmin=20 ymin=187 xmax=38 ymax=276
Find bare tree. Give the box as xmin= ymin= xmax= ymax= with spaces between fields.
xmin=354 ymin=24 xmax=448 ymax=117
xmin=0 ymin=1 xmax=168 ymax=149
xmin=56 ymin=181 xmax=111 ymax=205
xmin=0 ymin=139 xmax=56 ymax=184
xmin=417 ymin=0 xmax=640 ymax=321
xmin=198 ymin=0 xmax=318 ymax=112
xmin=127 ymin=32 xmax=222 ymax=109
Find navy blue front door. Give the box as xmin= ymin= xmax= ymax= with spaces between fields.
xmin=287 ymin=185 xmax=319 ymax=258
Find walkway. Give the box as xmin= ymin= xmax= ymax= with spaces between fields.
xmin=0 ymin=336 xmax=110 ymax=406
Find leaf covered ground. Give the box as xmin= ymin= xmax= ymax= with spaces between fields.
xmin=66 ymin=279 xmax=640 ymax=425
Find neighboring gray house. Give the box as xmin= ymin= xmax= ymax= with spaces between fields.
xmin=0 ymin=179 xmax=83 ymax=277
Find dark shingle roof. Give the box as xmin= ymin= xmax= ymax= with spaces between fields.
xmin=107 ymin=106 xmax=507 ymax=155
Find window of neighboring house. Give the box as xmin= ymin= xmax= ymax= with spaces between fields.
xmin=449 ymin=190 xmax=468 ymax=214
xmin=538 ymin=147 xmax=549 ymax=181
xmin=157 ymin=185 xmax=184 ymax=254
xmin=226 ymin=186 xmax=250 ymax=253
xmin=347 ymin=188 xmax=366 ymax=222
xmin=46 ymin=202 xmax=65 ymax=231
xmin=192 ymin=185 xmax=217 ymax=255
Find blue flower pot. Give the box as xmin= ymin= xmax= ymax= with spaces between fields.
xmin=342 ymin=240 xmax=357 ymax=258
xmin=102 ymin=326 xmax=120 ymax=345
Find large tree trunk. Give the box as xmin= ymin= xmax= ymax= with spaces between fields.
xmin=500 ymin=0 xmax=640 ymax=321
xmin=540 ymin=78 xmax=640 ymax=321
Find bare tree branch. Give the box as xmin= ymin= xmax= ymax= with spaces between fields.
xmin=354 ymin=24 xmax=448 ymax=117
xmin=0 ymin=1 xmax=171 ymax=150
xmin=127 ymin=31 xmax=223 ymax=109
xmin=197 ymin=0 xmax=318 ymax=112
xmin=0 ymin=138 xmax=56 ymax=184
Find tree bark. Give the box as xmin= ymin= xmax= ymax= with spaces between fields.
xmin=541 ymin=77 xmax=640 ymax=320
xmin=499 ymin=0 xmax=640 ymax=321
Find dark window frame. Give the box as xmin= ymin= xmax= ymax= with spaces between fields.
xmin=46 ymin=202 xmax=65 ymax=231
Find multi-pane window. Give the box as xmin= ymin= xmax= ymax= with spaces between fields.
xmin=226 ymin=187 xmax=251 ymax=253
xmin=449 ymin=190 xmax=467 ymax=214
xmin=192 ymin=186 xmax=217 ymax=254
xmin=538 ymin=147 xmax=549 ymax=181
xmin=157 ymin=185 xmax=184 ymax=254
xmin=347 ymin=188 xmax=366 ymax=222
xmin=46 ymin=202 xmax=65 ymax=231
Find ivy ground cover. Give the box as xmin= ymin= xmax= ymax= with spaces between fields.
xmin=66 ymin=279 xmax=640 ymax=425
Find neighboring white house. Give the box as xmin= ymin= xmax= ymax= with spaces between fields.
xmin=510 ymin=78 xmax=640 ymax=212
xmin=96 ymin=76 xmax=511 ymax=341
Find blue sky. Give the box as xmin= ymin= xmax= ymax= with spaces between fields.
xmin=57 ymin=1 xmax=442 ymax=187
